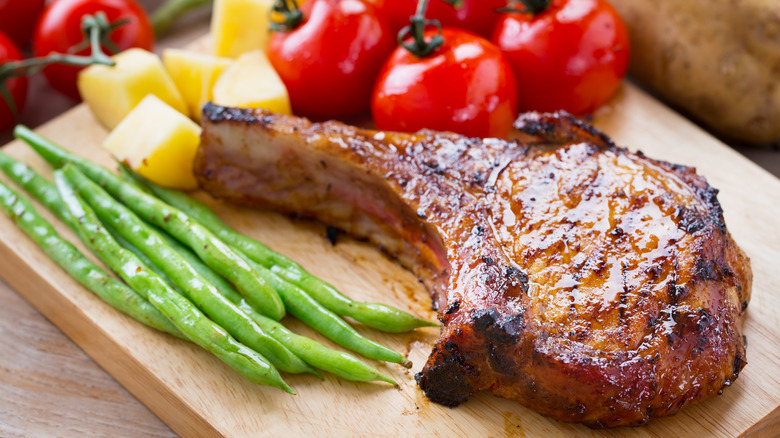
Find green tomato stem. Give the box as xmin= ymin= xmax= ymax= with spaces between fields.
xmin=151 ymin=0 xmax=213 ymax=37
xmin=0 ymin=12 xmax=122 ymax=117
xmin=269 ymin=0 xmax=304 ymax=32
xmin=399 ymin=0 xmax=445 ymax=58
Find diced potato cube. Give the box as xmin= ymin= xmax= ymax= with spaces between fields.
xmin=78 ymin=48 xmax=189 ymax=130
xmin=212 ymin=50 xmax=291 ymax=114
xmin=162 ymin=49 xmax=233 ymax=121
xmin=211 ymin=0 xmax=273 ymax=58
xmin=103 ymin=95 xmax=201 ymax=190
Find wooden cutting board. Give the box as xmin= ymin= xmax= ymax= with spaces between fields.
xmin=0 ymin=83 xmax=778 ymax=437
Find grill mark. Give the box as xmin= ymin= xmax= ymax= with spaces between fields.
xmin=667 ymin=256 xmax=683 ymax=304
xmin=620 ymin=262 xmax=629 ymax=320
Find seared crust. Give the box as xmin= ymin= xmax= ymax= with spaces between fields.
xmin=196 ymin=104 xmax=751 ymax=427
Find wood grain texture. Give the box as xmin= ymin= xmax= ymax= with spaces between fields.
xmin=0 ymin=279 xmax=176 ymax=438
xmin=0 ymin=82 xmax=778 ymax=437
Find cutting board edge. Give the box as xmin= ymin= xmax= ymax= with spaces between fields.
xmin=743 ymin=405 xmax=780 ymax=437
xmin=0 ymin=218 xmax=222 ymax=438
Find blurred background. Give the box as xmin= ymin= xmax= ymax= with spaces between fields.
xmin=0 ymin=0 xmax=211 ymax=145
xmin=1 ymin=0 xmax=778 ymax=176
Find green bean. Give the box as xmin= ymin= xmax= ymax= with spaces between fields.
xmin=14 ymin=126 xmax=285 ymax=321
xmin=106 ymin=221 xmax=171 ymax=282
xmin=127 ymin=169 xmax=437 ymax=333
xmin=249 ymin=258 xmax=412 ymax=367
xmin=63 ymin=165 xmax=316 ymax=376
xmin=0 ymin=151 xmax=67 ymax=221
xmin=117 ymin=163 xmax=148 ymax=193
xmin=53 ymin=168 xmax=294 ymax=393
xmin=144 ymin=221 xmax=395 ymax=384
xmin=0 ymin=151 xmax=171 ymax=284
xmin=268 ymin=263 xmax=436 ymax=332
xmin=0 ymin=179 xmax=182 ymax=337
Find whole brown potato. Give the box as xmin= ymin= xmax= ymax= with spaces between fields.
xmin=610 ymin=0 xmax=780 ymax=144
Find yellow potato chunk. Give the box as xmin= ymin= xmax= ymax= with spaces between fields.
xmin=162 ymin=49 xmax=233 ymax=121
xmin=103 ymin=95 xmax=202 ymax=190
xmin=78 ymin=48 xmax=189 ymax=130
xmin=212 ymin=50 xmax=292 ymax=114
xmin=211 ymin=0 xmax=273 ymax=58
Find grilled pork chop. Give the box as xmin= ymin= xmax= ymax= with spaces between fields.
xmin=195 ymin=103 xmax=751 ymax=427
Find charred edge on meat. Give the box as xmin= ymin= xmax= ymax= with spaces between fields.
xmin=513 ymin=111 xmax=615 ymax=148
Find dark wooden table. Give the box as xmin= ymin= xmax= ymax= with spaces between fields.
xmin=1 ymin=2 xmax=778 ymax=436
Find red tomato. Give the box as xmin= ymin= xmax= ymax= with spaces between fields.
xmin=492 ymin=0 xmax=630 ymax=115
xmin=33 ymin=0 xmax=154 ymax=100
xmin=0 ymin=0 xmax=46 ymax=47
xmin=268 ymin=0 xmax=395 ymax=120
xmin=372 ymin=28 xmax=517 ymax=138
xmin=371 ymin=0 xmax=506 ymax=38
xmin=0 ymin=31 xmax=28 ymax=132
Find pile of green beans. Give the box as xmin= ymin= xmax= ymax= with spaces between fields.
xmin=15 ymin=125 xmax=419 ymax=364
xmin=118 ymin=168 xmax=397 ymax=384
xmin=64 ymin=164 xmax=317 ymax=376
xmin=54 ymin=167 xmax=294 ymax=393
xmin=154 ymin=223 xmax=397 ymax=384
xmin=126 ymin=168 xmax=438 ymax=333
xmin=1 ymin=125 xmax=437 ymax=393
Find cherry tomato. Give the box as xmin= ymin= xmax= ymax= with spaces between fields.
xmin=0 ymin=31 xmax=28 ymax=132
xmin=372 ymin=28 xmax=517 ymax=138
xmin=0 ymin=0 xmax=46 ymax=48
xmin=33 ymin=0 xmax=154 ymax=101
xmin=492 ymin=0 xmax=630 ymax=115
xmin=268 ymin=0 xmax=395 ymax=120
xmin=370 ymin=0 xmax=506 ymax=38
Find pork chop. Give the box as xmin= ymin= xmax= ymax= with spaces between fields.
xmin=194 ymin=103 xmax=752 ymax=427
